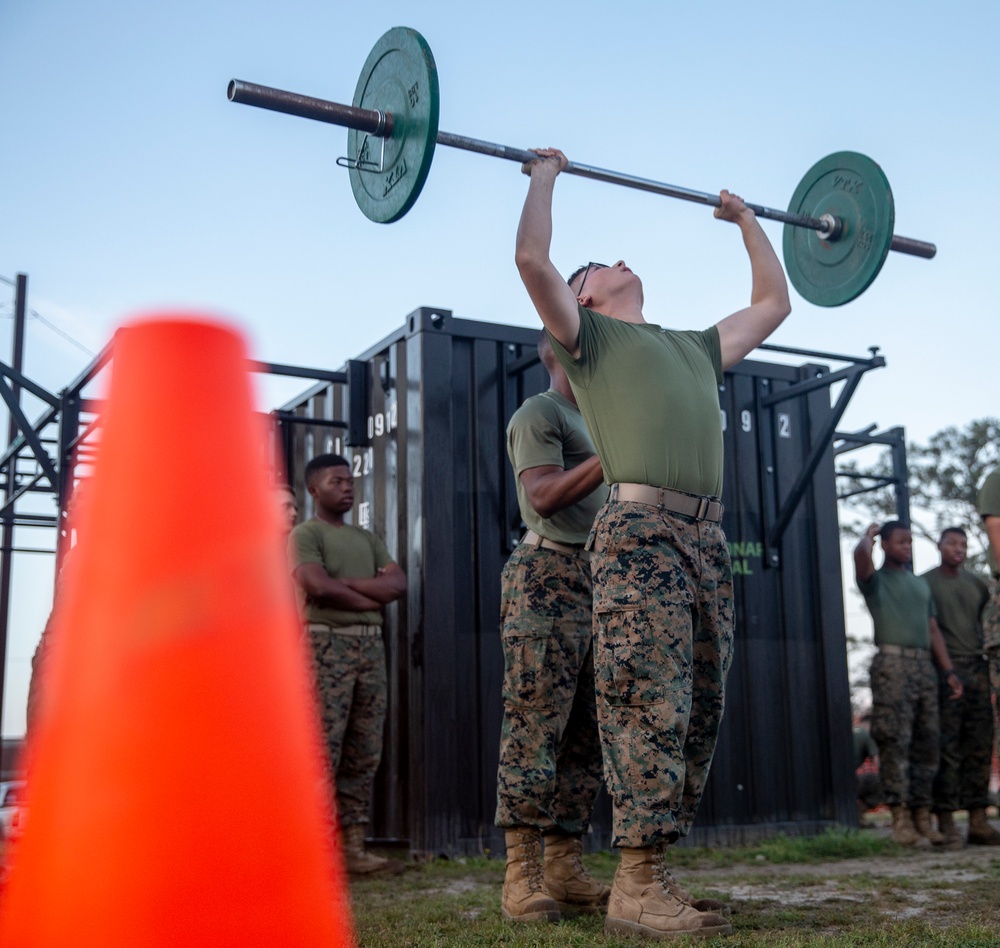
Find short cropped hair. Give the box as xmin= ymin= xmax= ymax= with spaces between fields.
xmin=566 ymin=264 xmax=588 ymax=292
xmin=880 ymin=520 xmax=908 ymax=543
xmin=939 ymin=526 xmax=967 ymax=542
xmin=304 ymin=453 xmax=349 ymax=486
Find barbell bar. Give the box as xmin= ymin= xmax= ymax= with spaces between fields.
xmin=227 ymin=26 xmax=936 ymax=307
xmin=225 ymin=78 xmax=931 ymax=256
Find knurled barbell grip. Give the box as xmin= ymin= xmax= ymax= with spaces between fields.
xmin=432 ymin=133 xmax=937 ymax=259
xmin=439 ymin=133 xmax=783 ymax=216
xmin=228 ymin=79 xmax=937 ymax=260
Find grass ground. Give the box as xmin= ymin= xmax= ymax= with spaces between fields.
xmin=350 ymin=826 xmax=1000 ymax=946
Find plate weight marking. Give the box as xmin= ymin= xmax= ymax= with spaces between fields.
xmin=348 ymin=28 xmax=440 ymax=223
xmin=783 ymin=152 xmax=895 ymax=307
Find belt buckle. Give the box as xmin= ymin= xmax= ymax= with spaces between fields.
xmin=696 ymin=497 xmax=709 ymax=520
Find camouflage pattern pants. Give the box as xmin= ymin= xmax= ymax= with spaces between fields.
xmin=869 ymin=651 xmax=939 ymax=807
xmin=495 ymin=545 xmax=604 ymax=834
xmin=590 ymin=502 xmax=734 ymax=848
xmin=308 ymin=625 xmax=387 ymax=828
xmin=986 ymin=579 xmax=1000 ymax=698
xmin=933 ymin=654 xmax=994 ymax=812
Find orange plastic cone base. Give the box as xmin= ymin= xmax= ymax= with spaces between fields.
xmin=0 ymin=317 xmax=353 ymax=946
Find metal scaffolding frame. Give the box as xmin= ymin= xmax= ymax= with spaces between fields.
xmin=833 ymin=424 xmax=911 ymax=525
xmin=0 ymin=280 xmax=368 ymax=741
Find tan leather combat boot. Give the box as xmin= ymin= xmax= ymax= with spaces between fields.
xmin=341 ymin=824 xmax=405 ymax=877
xmin=542 ymin=831 xmax=610 ymax=915
xmin=935 ymin=810 xmax=964 ymax=850
xmin=912 ymin=806 xmax=946 ymax=845
xmin=967 ymin=807 xmax=1000 ymax=845
xmin=889 ymin=805 xmax=929 ymax=847
xmin=502 ymin=827 xmax=560 ymax=923
xmin=604 ymin=847 xmax=732 ymax=940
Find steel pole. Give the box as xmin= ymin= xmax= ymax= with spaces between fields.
xmin=0 ymin=273 xmax=27 ymax=746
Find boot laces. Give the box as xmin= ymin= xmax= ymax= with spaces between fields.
xmin=652 ymin=849 xmax=688 ymax=903
xmin=547 ymin=835 xmax=593 ymax=880
xmin=519 ymin=833 xmax=546 ymax=891
xmin=566 ymin=848 xmax=588 ymax=877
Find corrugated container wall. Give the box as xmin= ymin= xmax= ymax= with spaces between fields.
xmin=280 ymin=308 xmax=856 ymax=855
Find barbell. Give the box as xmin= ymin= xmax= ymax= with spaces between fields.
xmin=227 ymin=26 xmax=936 ymax=308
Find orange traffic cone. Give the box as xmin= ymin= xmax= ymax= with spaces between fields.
xmin=0 ymin=316 xmax=353 ymax=946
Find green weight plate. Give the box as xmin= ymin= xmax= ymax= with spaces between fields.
xmin=782 ymin=152 xmax=894 ymax=307
xmin=348 ymin=27 xmax=440 ymax=224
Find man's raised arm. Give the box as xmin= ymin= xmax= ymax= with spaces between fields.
xmin=714 ymin=191 xmax=792 ymax=370
xmin=854 ymin=522 xmax=880 ymax=584
xmin=515 ymin=149 xmax=583 ymax=357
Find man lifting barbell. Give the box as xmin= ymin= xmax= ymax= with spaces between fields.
xmin=515 ymin=147 xmax=791 ymax=941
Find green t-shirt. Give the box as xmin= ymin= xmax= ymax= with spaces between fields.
xmin=978 ymin=468 xmax=1000 ymax=576
xmin=508 ymin=389 xmax=609 ymax=546
xmin=548 ymin=306 xmax=724 ymax=496
xmin=920 ymin=566 xmax=989 ymax=656
xmin=858 ymin=567 xmax=937 ymax=649
xmin=291 ymin=519 xmax=393 ymax=627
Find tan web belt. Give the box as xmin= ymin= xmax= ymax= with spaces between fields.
xmin=307 ymin=623 xmax=381 ymax=637
xmin=521 ymin=529 xmax=589 ymax=558
xmin=609 ymin=483 xmax=724 ymax=523
xmin=878 ymin=644 xmax=929 ymax=659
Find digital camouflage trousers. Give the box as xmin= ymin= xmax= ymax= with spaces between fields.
xmin=308 ymin=626 xmax=387 ymax=828
xmin=869 ymin=651 xmax=939 ymax=807
xmin=933 ymin=654 xmax=994 ymax=812
xmin=986 ymin=579 xmax=1000 ymax=703
xmin=590 ymin=502 xmax=734 ymax=849
xmin=495 ymin=544 xmax=604 ymax=834
xmin=983 ymin=578 xmax=1000 ymax=651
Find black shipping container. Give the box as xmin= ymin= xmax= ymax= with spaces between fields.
xmin=279 ymin=308 xmax=856 ymax=855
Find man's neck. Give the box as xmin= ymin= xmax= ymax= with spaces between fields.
xmin=883 ymin=560 xmax=908 ymax=572
xmin=591 ymin=287 xmax=646 ymax=324
xmin=603 ymin=301 xmax=646 ymax=324
xmin=314 ymin=509 xmax=345 ymax=527
xmin=938 ymin=562 xmax=961 ymax=577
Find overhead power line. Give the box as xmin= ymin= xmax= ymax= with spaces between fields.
xmin=29 ymin=309 xmax=96 ymax=357
xmin=0 ymin=275 xmax=96 ymax=358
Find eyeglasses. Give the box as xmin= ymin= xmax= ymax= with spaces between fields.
xmin=570 ymin=262 xmax=608 ymax=299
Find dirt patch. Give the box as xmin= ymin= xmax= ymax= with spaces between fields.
xmin=673 ymin=831 xmax=1000 ymax=926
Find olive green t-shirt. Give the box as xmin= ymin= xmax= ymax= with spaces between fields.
xmin=978 ymin=468 xmax=1000 ymax=576
xmin=858 ymin=568 xmax=936 ymax=649
xmin=920 ymin=566 xmax=989 ymax=657
xmin=508 ymin=389 xmax=609 ymax=546
xmin=548 ymin=306 xmax=724 ymax=496
xmin=291 ymin=519 xmax=393 ymax=627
